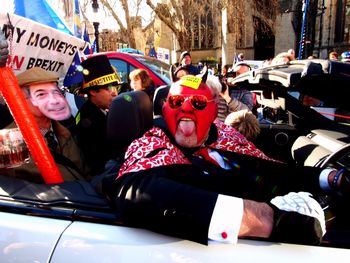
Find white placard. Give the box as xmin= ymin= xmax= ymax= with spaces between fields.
xmin=157 ymin=47 xmax=170 ymax=64
xmin=0 ymin=12 xmax=86 ymax=85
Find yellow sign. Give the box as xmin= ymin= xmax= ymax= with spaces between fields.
xmin=180 ymin=75 xmax=201 ymax=90
xmin=84 ymin=73 xmax=118 ymax=88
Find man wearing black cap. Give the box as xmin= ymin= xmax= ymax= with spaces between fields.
xmin=76 ymin=55 xmax=119 ymax=176
xmin=179 ymin=51 xmax=200 ymax=75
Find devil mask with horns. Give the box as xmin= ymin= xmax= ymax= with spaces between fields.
xmin=162 ymin=68 xmax=218 ymax=148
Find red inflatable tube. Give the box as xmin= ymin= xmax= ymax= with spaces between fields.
xmin=0 ymin=67 xmax=63 ymax=184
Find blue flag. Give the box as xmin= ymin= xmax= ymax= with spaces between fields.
xmin=73 ymin=0 xmax=82 ymax=38
xmin=63 ymin=52 xmax=83 ymax=87
xmin=91 ymin=39 xmax=97 ymax=53
xmin=13 ymin=0 xmax=73 ymax=35
xmin=149 ymin=47 xmax=157 ymax=58
xmin=83 ymin=24 xmax=92 ymax=55
xmin=83 ymin=25 xmax=90 ymax=43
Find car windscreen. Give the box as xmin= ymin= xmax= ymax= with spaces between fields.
xmin=133 ymin=56 xmax=171 ymax=85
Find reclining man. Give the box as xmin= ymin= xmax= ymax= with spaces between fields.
xmin=104 ymin=73 xmax=349 ymax=245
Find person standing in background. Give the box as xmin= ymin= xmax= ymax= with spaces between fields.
xmin=179 ymin=51 xmax=200 ymax=75
xmin=329 ymin=51 xmax=339 ymax=61
xmin=129 ymin=69 xmax=156 ymax=101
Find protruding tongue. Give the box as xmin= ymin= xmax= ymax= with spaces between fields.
xmin=178 ymin=120 xmax=195 ymax=136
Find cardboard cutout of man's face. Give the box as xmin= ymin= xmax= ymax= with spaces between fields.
xmin=28 ymin=83 xmax=71 ymax=121
xmin=162 ymin=78 xmax=217 ymax=148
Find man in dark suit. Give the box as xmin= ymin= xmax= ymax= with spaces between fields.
xmin=76 ymin=55 xmax=119 ymax=176
xmin=106 ymin=73 xmax=350 ymax=246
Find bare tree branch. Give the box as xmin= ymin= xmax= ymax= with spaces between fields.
xmin=142 ymin=19 xmax=155 ymax=33
xmin=100 ymin=0 xmax=127 ymax=33
xmin=96 ymin=0 xmax=279 ymax=52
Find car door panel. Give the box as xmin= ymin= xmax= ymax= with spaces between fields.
xmin=0 ymin=212 xmax=70 ymax=262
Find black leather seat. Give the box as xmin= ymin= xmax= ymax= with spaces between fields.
xmin=152 ymin=85 xmax=169 ymax=128
xmin=153 ymin=85 xmax=169 ymax=117
xmin=107 ymin=90 xmax=153 ymax=157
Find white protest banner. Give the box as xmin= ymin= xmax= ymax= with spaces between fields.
xmin=0 ymin=12 xmax=86 ymax=84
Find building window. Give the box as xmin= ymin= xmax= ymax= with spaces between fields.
xmin=190 ymin=7 xmax=214 ymax=49
xmin=335 ymin=0 xmax=350 ymax=43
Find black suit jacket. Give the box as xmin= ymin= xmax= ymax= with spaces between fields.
xmin=77 ymin=100 xmax=111 ymax=176
xmin=112 ymin=147 xmax=323 ymax=244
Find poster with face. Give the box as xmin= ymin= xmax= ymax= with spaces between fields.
xmin=27 ymin=83 xmax=71 ymax=121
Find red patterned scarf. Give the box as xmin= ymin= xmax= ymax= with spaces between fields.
xmin=118 ymin=120 xmax=275 ymax=178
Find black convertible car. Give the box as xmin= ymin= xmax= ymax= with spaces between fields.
xmin=231 ymin=59 xmax=350 ymax=166
xmin=230 ymin=59 xmax=350 ymax=248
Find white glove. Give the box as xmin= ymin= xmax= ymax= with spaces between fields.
xmin=269 ymin=192 xmax=326 ymax=244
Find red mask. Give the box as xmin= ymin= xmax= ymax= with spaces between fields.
xmin=162 ymin=80 xmax=217 ymax=148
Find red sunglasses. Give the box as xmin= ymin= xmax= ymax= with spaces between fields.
xmin=167 ymin=94 xmax=216 ymax=111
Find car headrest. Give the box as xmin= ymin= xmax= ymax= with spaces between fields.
xmin=107 ymin=91 xmax=153 ymax=156
xmin=301 ymin=61 xmax=323 ymax=77
xmin=152 ymin=85 xmax=170 ymax=129
xmin=153 ymin=85 xmax=170 ymax=117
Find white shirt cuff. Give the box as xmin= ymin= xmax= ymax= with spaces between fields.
xmin=208 ymin=194 xmax=243 ymax=244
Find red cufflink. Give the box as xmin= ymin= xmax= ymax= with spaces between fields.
xmin=221 ymin=231 xmax=228 ymax=239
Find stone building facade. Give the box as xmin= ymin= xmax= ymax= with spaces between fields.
xmin=220 ymin=0 xmax=350 ymax=62
xmin=273 ymin=0 xmax=350 ymax=59
xmin=50 ymin=0 xmax=349 ymax=63
xmin=313 ymin=0 xmax=350 ymax=58
xmin=164 ymin=0 xmax=350 ymax=64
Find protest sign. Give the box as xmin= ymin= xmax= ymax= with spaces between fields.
xmin=157 ymin=47 xmax=170 ymax=64
xmin=0 ymin=12 xmax=86 ymax=85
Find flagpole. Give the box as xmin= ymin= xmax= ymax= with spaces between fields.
xmin=298 ymin=0 xmax=309 ymax=60
xmin=92 ymin=0 xmax=100 ymax=53
xmin=93 ymin=22 xmax=100 ymax=53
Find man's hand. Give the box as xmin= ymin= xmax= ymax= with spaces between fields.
xmin=239 ymin=199 xmax=274 ymax=238
xmin=239 ymin=192 xmax=325 ymax=245
xmin=0 ymin=30 xmax=9 ymax=68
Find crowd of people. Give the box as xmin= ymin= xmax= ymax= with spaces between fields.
xmin=1 ymin=26 xmax=350 ymax=247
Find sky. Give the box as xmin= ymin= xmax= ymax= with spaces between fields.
xmin=3 ymin=0 xmax=154 ymax=32
xmin=48 ymin=0 xmax=154 ymax=31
